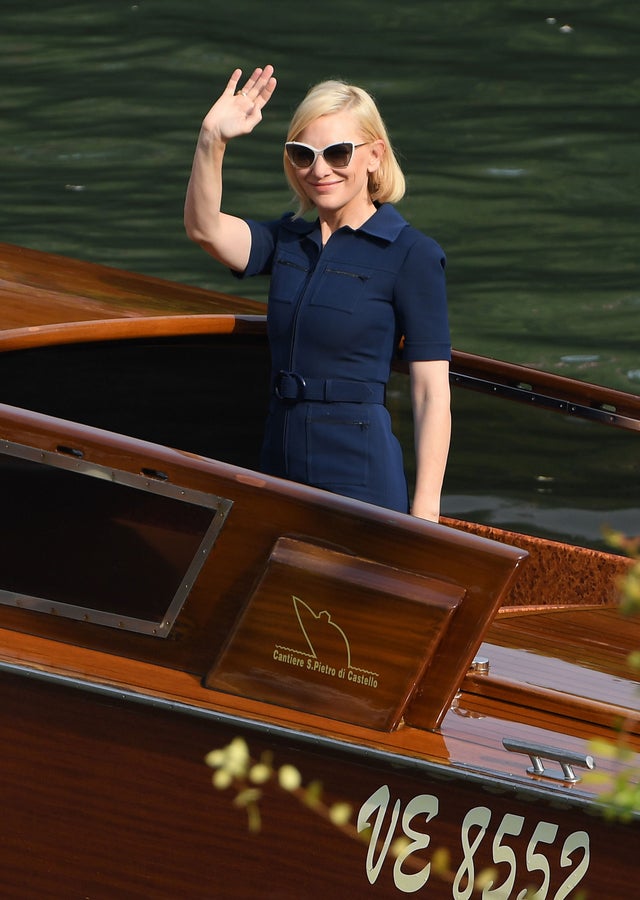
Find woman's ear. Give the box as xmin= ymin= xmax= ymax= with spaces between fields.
xmin=367 ymin=139 xmax=385 ymax=174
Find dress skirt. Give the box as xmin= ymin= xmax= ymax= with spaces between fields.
xmin=260 ymin=399 xmax=410 ymax=513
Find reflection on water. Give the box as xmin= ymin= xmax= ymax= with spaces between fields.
xmin=0 ymin=0 xmax=637 ymax=548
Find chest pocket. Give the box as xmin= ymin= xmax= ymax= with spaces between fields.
xmin=270 ymin=255 xmax=310 ymax=305
xmin=310 ymin=264 xmax=372 ymax=313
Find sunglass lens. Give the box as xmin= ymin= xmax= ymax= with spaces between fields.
xmin=323 ymin=143 xmax=352 ymax=167
xmin=287 ymin=144 xmax=315 ymax=168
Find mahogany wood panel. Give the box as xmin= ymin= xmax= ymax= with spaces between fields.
xmin=0 ymin=241 xmax=264 ymax=331
xmin=0 ymin=622 xmax=636 ymax=790
xmin=444 ymin=518 xmax=634 ymax=609
xmin=462 ymin=607 xmax=640 ymax=735
xmin=207 ymin=537 xmax=464 ymax=729
xmin=1 ymin=670 xmax=637 ymax=899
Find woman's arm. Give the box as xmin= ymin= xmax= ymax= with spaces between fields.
xmin=183 ymin=66 xmax=276 ymax=271
xmin=409 ymin=359 xmax=451 ymax=522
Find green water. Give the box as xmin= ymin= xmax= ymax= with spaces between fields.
xmin=1 ymin=0 xmax=637 ymax=547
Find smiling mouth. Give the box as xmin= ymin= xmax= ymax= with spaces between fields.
xmin=310 ymin=180 xmax=341 ymax=189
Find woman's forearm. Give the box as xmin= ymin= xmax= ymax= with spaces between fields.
xmin=184 ymin=131 xmax=225 ymax=244
xmin=410 ymin=360 xmax=451 ymax=522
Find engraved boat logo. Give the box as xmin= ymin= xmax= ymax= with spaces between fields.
xmin=272 ymin=595 xmax=379 ymax=688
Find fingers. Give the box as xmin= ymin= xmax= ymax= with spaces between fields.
xmin=225 ymin=68 xmax=243 ymax=96
xmin=207 ymin=65 xmax=276 ymax=138
xmin=236 ymin=65 xmax=276 ymax=105
xmin=257 ymin=70 xmax=277 ymax=108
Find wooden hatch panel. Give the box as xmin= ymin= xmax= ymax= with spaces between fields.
xmin=206 ymin=536 xmax=465 ymax=730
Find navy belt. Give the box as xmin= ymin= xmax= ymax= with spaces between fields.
xmin=274 ymin=370 xmax=385 ymax=404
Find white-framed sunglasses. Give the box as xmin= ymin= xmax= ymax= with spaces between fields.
xmin=284 ymin=140 xmax=368 ymax=169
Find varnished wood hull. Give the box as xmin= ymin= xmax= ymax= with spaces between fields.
xmin=0 ymin=243 xmax=638 ymax=898
xmin=3 ymin=670 xmax=636 ymax=900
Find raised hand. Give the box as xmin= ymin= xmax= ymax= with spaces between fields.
xmin=202 ymin=65 xmax=277 ymax=143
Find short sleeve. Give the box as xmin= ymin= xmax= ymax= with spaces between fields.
xmin=230 ymin=217 xmax=283 ymax=280
xmin=394 ymin=233 xmax=451 ymax=361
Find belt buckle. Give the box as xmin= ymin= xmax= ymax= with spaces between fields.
xmin=274 ymin=370 xmax=307 ymax=402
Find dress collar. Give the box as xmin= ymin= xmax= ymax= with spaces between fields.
xmin=357 ymin=203 xmax=408 ymax=242
xmin=281 ymin=203 xmax=408 ymax=244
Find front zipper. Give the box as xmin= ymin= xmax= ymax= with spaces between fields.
xmin=281 ymin=254 xmax=318 ymax=476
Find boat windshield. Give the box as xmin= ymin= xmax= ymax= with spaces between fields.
xmin=0 ymin=442 xmax=231 ymax=636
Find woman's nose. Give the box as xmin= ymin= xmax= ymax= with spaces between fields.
xmin=310 ymin=156 xmax=333 ymax=176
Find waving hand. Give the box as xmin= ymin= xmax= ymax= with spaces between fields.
xmin=202 ymin=65 xmax=277 ymax=142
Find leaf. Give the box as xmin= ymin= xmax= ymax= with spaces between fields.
xmin=587 ymin=738 xmax=618 ymax=759
xmin=234 ymin=788 xmax=262 ymax=808
xmin=302 ymin=779 xmax=323 ymax=808
xmin=278 ymin=764 xmax=302 ymax=791
xmin=212 ymin=768 xmax=233 ymax=790
xmin=204 ymin=748 xmax=226 ymax=768
xmin=328 ymin=802 xmax=352 ymax=827
xmin=249 ymin=763 xmax=272 ymax=784
xmin=431 ymin=847 xmax=451 ymax=876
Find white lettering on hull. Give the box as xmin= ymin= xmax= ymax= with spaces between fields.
xmin=358 ymin=785 xmax=591 ymax=897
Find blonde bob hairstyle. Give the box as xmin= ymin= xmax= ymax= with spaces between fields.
xmin=283 ymin=80 xmax=406 ymax=217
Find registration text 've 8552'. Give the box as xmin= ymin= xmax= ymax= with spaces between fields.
xmin=358 ymin=786 xmax=589 ymax=897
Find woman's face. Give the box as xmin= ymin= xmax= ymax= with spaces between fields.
xmin=292 ymin=110 xmax=383 ymax=223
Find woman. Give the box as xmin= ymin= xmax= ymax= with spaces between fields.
xmin=184 ymin=65 xmax=451 ymax=522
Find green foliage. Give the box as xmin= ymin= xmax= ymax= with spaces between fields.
xmin=205 ymin=738 xmax=503 ymax=895
xmin=585 ymin=530 xmax=640 ymax=821
xmin=205 ymin=737 xmax=354 ymax=837
xmin=603 ymin=529 xmax=640 ymax=622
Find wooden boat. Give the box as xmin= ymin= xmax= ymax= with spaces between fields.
xmin=0 ymin=242 xmax=638 ymax=899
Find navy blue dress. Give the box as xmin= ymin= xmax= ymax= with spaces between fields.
xmin=237 ymin=203 xmax=450 ymax=512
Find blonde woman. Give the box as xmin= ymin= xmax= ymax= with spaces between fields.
xmin=184 ymin=66 xmax=451 ymax=521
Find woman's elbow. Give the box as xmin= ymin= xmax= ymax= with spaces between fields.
xmin=184 ymin=220 xmax=216 ymax=255
xmin=183 ymin=213 xmax=204 ymax=245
